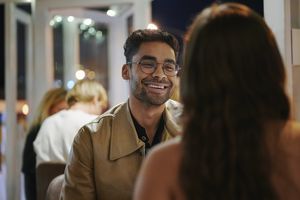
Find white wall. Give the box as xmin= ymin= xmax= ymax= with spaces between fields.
xmin=264 ymin=0 xmax=300 ymax=121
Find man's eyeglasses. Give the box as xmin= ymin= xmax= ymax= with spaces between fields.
xmin=127 ymin=59 xmax=180 ymax=77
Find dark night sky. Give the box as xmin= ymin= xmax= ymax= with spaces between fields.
xmin=151 ymin=0 xmax=263 ymax=65
xmin=152 ymin=0 xmax=263 ymax=35
xmin=0 ymin=1 xmax=263 ymax=99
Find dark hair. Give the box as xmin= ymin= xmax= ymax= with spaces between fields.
xmin=123 ymin=29 xmax=180 ymax=63
xmin=180 ymin=3 xmax=290 ymax=200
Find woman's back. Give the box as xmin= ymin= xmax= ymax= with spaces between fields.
xmin=134 ymin=137 xmax=185 ymax=200
xmin=134 ymin=3 xmax=300 ymax=200
xmin=135 ymin=121 xmax=300 ymax=200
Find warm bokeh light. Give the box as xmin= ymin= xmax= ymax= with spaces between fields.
xmin=75 ymin=70 xmax=86 ymax=80
xmin=147 ymin=23 xmax=158 ymax=30
xmin=22 ymin=104 xmax=29 ymax=115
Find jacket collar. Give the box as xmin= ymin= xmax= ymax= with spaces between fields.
xmin=109 ymin=100 xmax=182 ymax=161
xmin=109 ymin=102 xmax=144 ymax=161
xmin=164 ymin=100 xmax=182 ymax=137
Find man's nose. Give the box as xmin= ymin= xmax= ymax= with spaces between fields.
xmin=151 ymin=64 xmax=167 ymax=79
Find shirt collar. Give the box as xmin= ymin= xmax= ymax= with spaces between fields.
xmin=109 ymin=100 xmax=181 ymax=160
xmin=129 ymin=108 xmax=165 ymax=153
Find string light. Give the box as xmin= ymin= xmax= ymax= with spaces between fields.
xmin=107 ymin=9 xmax=117 ymax=17
xmin=67 ymin=16 xmax=74 ymax=22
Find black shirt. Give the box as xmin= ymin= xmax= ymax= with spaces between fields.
xmin=129 ymin=109 xmax=165 ymax=154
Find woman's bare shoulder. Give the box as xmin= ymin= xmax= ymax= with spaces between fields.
xmin=151 ymin=136 xmax=182 ymax=156
xmin=281 ymin=121 xmax=300 ymax=154
xmin=133 ymin=137 xmax=183 ymax=200
xmin=282 ymin=121 xmax=300 ymax=139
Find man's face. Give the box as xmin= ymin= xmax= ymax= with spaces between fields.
xmin=126 ymin=42 xmax=177 ymax=106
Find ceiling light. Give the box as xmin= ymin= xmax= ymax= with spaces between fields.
xmin=147 ymin=23 xmax=158 ymax=30
xmin=107 ymin=9 xmax=117 ymax=17
xmin=67 ymin=16 xmax=74 ymax=22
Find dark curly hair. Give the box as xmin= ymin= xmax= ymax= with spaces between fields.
xmin=123 ymin=29 xmax=180 ymax=63
xmin=180 ymin=3 xmax=290 ymax=200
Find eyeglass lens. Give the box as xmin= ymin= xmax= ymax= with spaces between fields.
xmin=139 ymin=59 xmax=178 ymax=76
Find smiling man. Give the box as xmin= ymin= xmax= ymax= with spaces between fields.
xmin=60 ymin=29 xmax=182 ymax=200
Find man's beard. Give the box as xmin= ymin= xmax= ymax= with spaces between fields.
xmin=132 ymin=78 xmax=173 ymax=106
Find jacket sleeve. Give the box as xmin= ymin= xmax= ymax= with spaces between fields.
xmin=60 ymin=126 xmax=96 ymax=200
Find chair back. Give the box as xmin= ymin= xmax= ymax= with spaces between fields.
xmin=46 ymin=174 xmax=65 ymax=200
xmin=36 ymin=162 xmax=66 ymax=200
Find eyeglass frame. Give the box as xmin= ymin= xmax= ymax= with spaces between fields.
xmin=127 ymin=59 xmax=181 ymax=77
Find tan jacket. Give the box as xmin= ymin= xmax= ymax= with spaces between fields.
xmin=60 ymin=100 xmax=182 ymax=200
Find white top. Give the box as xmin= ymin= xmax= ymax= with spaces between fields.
xmin=33 ymin=109 xmax=98 ymax=166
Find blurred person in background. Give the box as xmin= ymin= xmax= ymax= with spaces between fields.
xmin=134 ymin=3 xmax=300 ymax=200
xmin=22 ymin=87 xmax=68 ymax=200
xmin=33 ymin=79 xmax=108 ymax=166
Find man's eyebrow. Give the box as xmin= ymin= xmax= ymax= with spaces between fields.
xmin=164 ymin=59 xmax=176 ymax=64
xmin=140 ymin=56 xmax=176 ymax=63
xmin=140 ymin=55 xmax=156 ymax=60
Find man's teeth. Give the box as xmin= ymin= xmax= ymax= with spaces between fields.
xmin=148 ymin=84 xmax=165 ymax=89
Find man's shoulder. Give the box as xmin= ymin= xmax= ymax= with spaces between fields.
xmin=165 ymin=99 xmax=182 ymax=111
xmin=96 ymin=102 xmax=127 ymax=121
xmin=83 ymin=102 xmax=128 ymax=133
xmin=165 ymin=99 xmax=182 ymax=123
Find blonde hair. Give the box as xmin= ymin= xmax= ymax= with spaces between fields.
xmin=66 ymin=79 xmax=108 ymax=109
xmin=30 ymin=88 xmax=67 ymax=129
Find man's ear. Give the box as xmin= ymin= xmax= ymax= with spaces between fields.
xmin=122 ymin=64 xmax=130 ymax=80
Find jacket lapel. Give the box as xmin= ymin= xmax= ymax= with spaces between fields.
xmin=109 ymin=102 xmax=144 ymax=161
xmin=108 ymin=100 xmax=182 ymax=161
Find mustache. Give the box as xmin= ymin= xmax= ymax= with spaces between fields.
xmin=142 ymin=77 xmax=172 ymax=85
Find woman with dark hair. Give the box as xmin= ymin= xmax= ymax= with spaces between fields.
xmin=134 ymin=3 xmax=300 ymax=200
